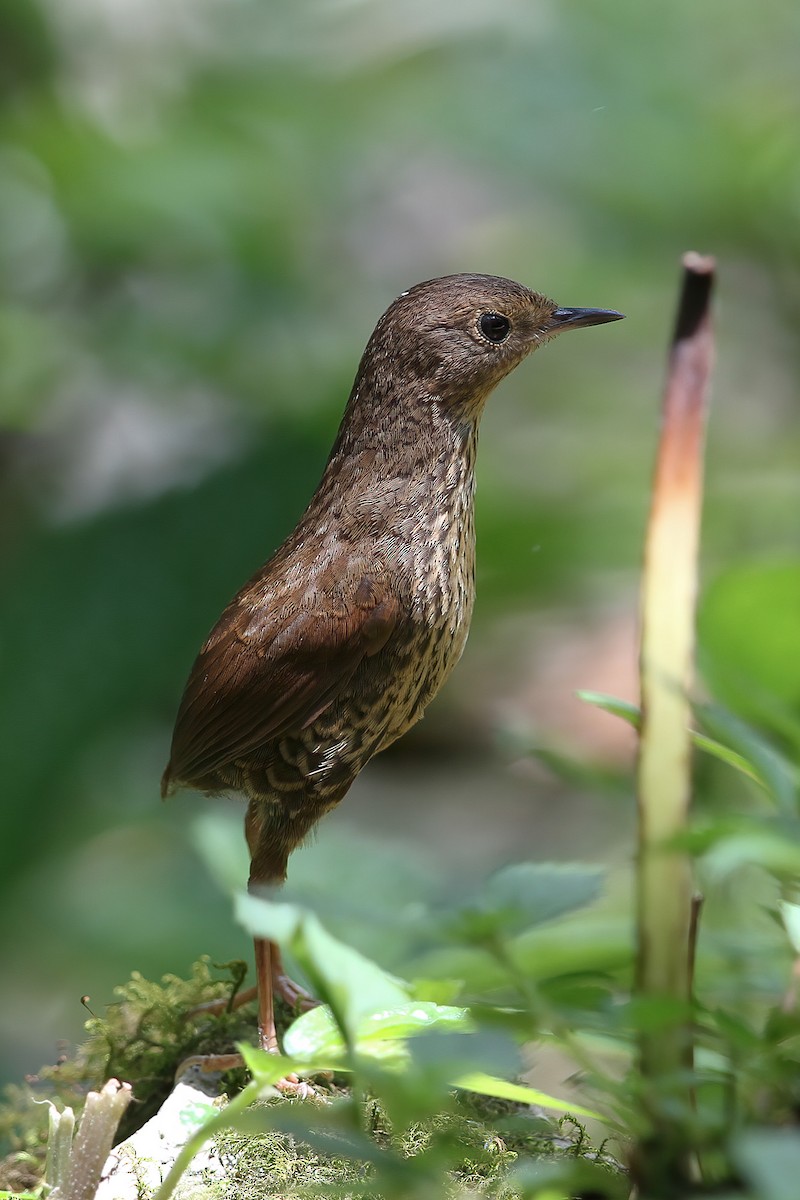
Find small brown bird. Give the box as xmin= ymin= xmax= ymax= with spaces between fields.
xmin=162 ymin=273 xmax=622 ymax=1061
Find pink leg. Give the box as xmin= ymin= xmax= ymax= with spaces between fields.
xmin=187 ymin=945 xmax=316 ymax=1022
xmin=176 ymin=805 xmax=319 ymax=1091
xmin=255 ymin=936 xmax=278 ymax=1053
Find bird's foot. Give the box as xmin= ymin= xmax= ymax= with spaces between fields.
xmin=186 ymin=985 xmax=257 ymax=1022
xmin=270 ymin=942 xmax=318 ymax=1013
xmin=177 ymin=1052 xmax=247 ymax=1080
xmin=175 ymin=1053 xmax=320 ymax=1098
xmin=185 ymin=949 xmax=316 ymax=1023
xmin=272 ymin=968 xmax=317 ymax=1013
xmin=273 ymin=1072 xmax=319 ymax=1099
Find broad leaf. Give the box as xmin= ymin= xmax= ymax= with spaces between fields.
xmin=414 ymin=916 xmax=632 ymax=993
xmin=702 ymin=829 xmax=800 ymax=881
xmin=699 ymin=562 xmax=800 ymax=751
xmin=282 ymin=1000 xmax=470 ymax=1063
xmin=733 ymin=1128 xmax=800 ymax=1200
xmin=445 ymin=862 xmax=605 ymax=942
xmin=236 ymin=893 xmax=409 ymax=1039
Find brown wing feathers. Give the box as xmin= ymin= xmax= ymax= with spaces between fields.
xmin=162 ymin=576 xmax=398 ymax=795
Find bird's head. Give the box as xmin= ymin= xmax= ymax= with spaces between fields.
xmin=364 ymin=273 xmax=623 ymax=420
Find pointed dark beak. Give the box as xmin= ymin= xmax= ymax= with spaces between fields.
xmin=547 ymin=306 xmax=625 ymax=332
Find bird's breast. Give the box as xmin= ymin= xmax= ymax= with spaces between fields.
xmin=375 ymin=445 xmax=478 ymax=743
xmin=286 ymin=422 xmax=480 ymax=779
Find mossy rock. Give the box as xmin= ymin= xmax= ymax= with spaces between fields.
xmin=0 ymin=960 xmax=625 ymax=1199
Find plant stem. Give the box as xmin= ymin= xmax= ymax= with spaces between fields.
xmin=634 ymin=253 xmax=715 ymax=1195
xmin=59 ymin=1079 xmax=132 ymax=1200
xmin=45 ymin=1102 xmax=75 ymax=1194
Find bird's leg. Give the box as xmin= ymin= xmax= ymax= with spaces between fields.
xmin=223 ymin=800 xmax=319 ymax=1093
xmin=244 ymin=934 xmax=318 ymax=1097
xmin=187 ymin=943 xmax=316 ymax=1023
xmin=177 ymin=940 xmax=315 ymax=1093
xmin=177 ymin=809 xmax=319 ymax=1091
xmin=246 ymin=797 xmax=320 ymax=1024
xmin=255 ymin=935 xmax=278 ymax=1052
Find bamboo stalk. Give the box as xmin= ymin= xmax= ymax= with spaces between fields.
xmin=634 ymin=253 xmax=715 ymax=1194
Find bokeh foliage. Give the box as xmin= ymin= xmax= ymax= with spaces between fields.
xmin=1 ymin=0 xmax=798 ymax=1099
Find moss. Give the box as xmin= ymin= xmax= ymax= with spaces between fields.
xmin=0 ymin=957 xmax=267 ymax=1188
xmin=207 ymin=1089 xmax=618 ymax=1199
xmin=0 ymin=959 xmax=625 ymax=1198
xmin=213 ymin=1119 xmax=369 ymax=1199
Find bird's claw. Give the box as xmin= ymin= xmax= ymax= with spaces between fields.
xmin=185 ymin=986 xmax=258 ymax=1022
xmin=175 ymin=1052 xmax=246 ymax=1085
xmin=175 ymin=1054 xmax=321 ymax=1100
xmin=272 ymin=971 xmax=318 ymax=1013
xmin=274 ymin=1072 xmax=320 ymax=1099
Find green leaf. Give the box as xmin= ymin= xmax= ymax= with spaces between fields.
xmin=710 ymin=1007 xmax=762 ymax=1052
xmin=238 ymin=897 xmax=609 ymax=1131
xmin=577 ymin=690 xmax=642 ymax=727
xmin=702 ymin=829 xmax=800 ymax=881
xmin=236 ymin=893 xmax=409 ymax=1039
xmin=445 ymin=862 xmax=605 ymax=943
xmin=246 ymin=1001 xmax=599 ymax=1125
xmin=697 ymin=702 xmax=798 ymax=814
xmin=699 ymin=561 xmax=800 ymax=750
xmin=238 ymin=1043 xmax=307 ymax=1085
xmin=454 ymin=1072 xmax=601 ymax=1120
xmin=779 ymin=899 xmax=800 ymax=954
xmin=483 ymin=862 xmax=605 ymax=930
xmin=408 ymin=976 xmax=464 ymax=1005
xmin=578 ymin=689 xmax=770 ymax=791
xmin=509 ymin=1158 xmax=629 ymax=1200
xmin=282 ymin=1000 xmax=470 ymax=1063
xmin=732 ymin=1128 xmax=800 ymax=1200
xmin=409 ymin=1028 xmax=522 ymax=1085
xmin=415 ymin=917 xmax=632 ymax=994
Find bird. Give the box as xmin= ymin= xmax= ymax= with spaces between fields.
xmin=162 ymin=273 xmax=623 ymax=1069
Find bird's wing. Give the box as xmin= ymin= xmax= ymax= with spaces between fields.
xmin=163 ymin=574 xmax=399 ymax=792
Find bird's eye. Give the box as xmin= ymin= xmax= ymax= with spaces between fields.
xmin=478 ymin=312 xmax=511 ymax=344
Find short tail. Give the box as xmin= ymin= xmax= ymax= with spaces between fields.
xmin=160 ymin=763 xmax=175 ymax=799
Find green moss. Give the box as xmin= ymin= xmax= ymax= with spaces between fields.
xmin=0 ymin=960 xmax=625 ymax=1199
xmin=0 ymin=957 xmax=264 ymax=1189
xmin=213 ymin=1119 xmax=368 ymax=1199
xmin=206 ymin=1090 xmax=618 ymax=1200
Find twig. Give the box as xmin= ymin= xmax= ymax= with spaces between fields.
xmin=687 ymin=891 xmax=705 ymax=1007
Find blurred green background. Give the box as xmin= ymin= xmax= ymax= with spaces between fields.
xmin=1 ymin=0 xmax=798 ymax=1087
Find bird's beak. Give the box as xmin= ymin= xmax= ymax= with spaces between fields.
xmin=546 ymin=306 xmax=625 ymax=333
